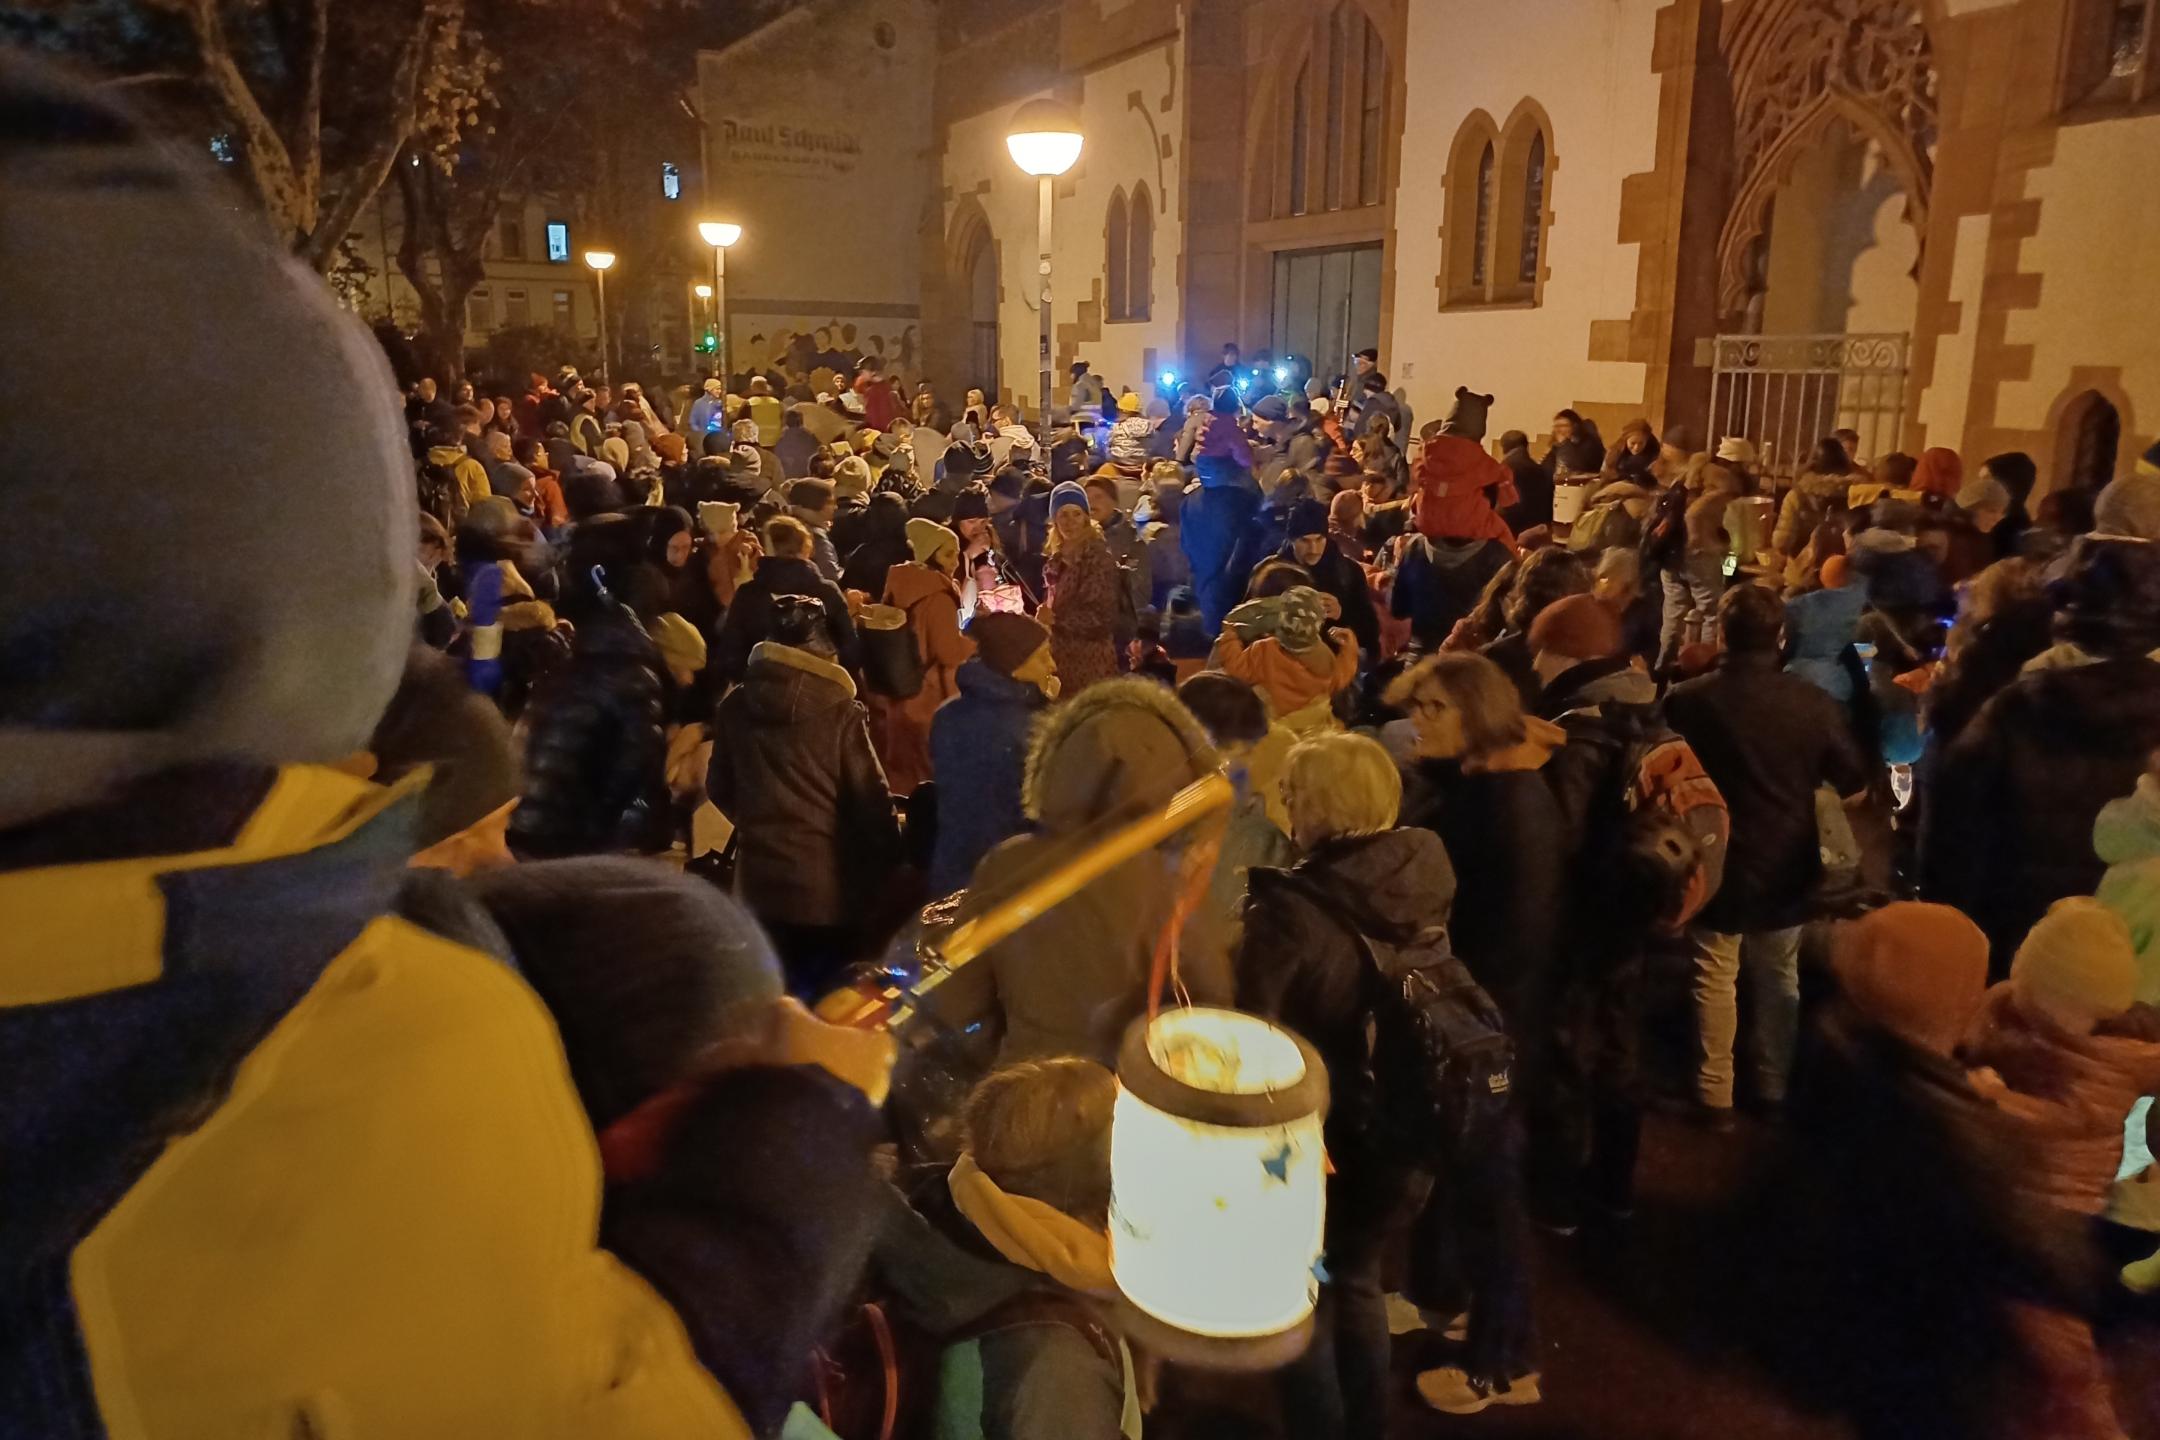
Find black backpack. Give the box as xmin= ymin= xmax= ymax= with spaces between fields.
xmin=1639 ymin=482 xmax=1689 ymax=569
xmin=1278 ymin=877 xmax=1514 ymax=1164
xmin=418 ymin=458 xmax=460 ymax=529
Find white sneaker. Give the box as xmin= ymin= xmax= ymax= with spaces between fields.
xmin=1384 ymin=1292 xmax=1469 ymax=1340
xmin=1416 ymin=1366 xmax=1542 ymax=1415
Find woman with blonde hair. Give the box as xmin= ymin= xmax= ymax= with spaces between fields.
xmin=867 ymin=517 xmax=975 ymax=794
xmin=1040 ymin=480 xmax=1122 ymax=694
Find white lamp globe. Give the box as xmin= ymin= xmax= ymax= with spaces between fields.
xmin=582 ymin=249 xmax=616 ymax=272
xmin=698 ymin=221 xmax=743 ymax=249
xmin=1108 ymin=1006 xmax=1327 ymax=1365
xmin=1005 ymin=98 xmax=1084 ymax=177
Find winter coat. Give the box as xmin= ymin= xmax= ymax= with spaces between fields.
xmin=840 ymin=500 xmax=914 ymax=599
xmin=1774 ymin=469 xmax=1854 ymax=556
xmin=1214 ymin=626 xmax=1358 ymax=726
xmin=0 ymin=764 xmax=751 ymax=1440
xmin=1413 ymin=434 xmax=1517 ymax=547
xmin=1280 ymin=537 xmax=1380 ymax=659
xmin=1537 ymin=657 xmax=1665 ymax=872
xmin=1850 ymin=530 xmax=1948 ymax=613
xmin=1392 ymin=535 xmax=1511 ymax=649
xmin=928 ymin=659 xmax=1049 ymax=897
xmin=1142 ymin=515 xmax=1190 ymax=609
xmin=707 ymin=641 xmax=899 ymax=931
xmin=1964 ymin=987 xmax=2160 ymax=1216
xmin=426 ymin=443 xmax=493 ymax=525
xmin=1100 ymin=512 xmax=1149 ymax=625
xmin=869 ymin=1185 xmax=1134 ymax=1440
xmin=510 ymin=604 xmax=670 ymax=859
xmin=1925 ymin=657 xmax=2160 ymax=974
xmin=1044 ymin=536 xmax=1122 ymax=694
xmin=969 ymin=679 xmax=1230 ymax=1062
xmin=1499 ymin=445 xmax=1553 ymax=533
xmin=1666 ymin=651 xmax=1869 ymax=931
xmin=1783 ymin=583 xmax=1870 ymax=703
xmin=712 ymin=554 xmax=859 ymax=683
xmin=1239 ymin=827 xmax=1458 ymax=1153
xmin=1399 ymin=755 xmax=1565 ymax=1023
xmin=775 ymin=425 xmax=820 ymax=480
xmin=874 ymin=561 xmax=974 ymax=795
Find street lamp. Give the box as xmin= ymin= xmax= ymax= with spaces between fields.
xmin=583 ymin=249 xmax=616 ymax=387
xmin=698 ymin=220 xmax=742 ymax=382
xmin=1005 ymin=98 xmax=1083 ymax=452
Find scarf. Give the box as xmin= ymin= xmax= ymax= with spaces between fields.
xmin=948 ymin=1153 xmax=1116 ymax=1297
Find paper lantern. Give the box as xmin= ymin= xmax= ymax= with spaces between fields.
xmin=1109 ymin=1007 xmax=1328 ymax=1354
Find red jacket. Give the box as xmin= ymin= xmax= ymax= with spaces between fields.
xmin=1414 ymin=434 xmax=1518 ymax=548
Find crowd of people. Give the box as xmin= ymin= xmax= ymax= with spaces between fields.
xmin=14 ymin=56 xmax=2160 ymax=1440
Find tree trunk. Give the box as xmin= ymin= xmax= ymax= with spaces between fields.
xmin=394 ymin=153 xmax=490 ymax=385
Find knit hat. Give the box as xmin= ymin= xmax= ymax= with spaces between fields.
xmin=1818 ymin=554 xmax=1852 ymax=589
xmin=653 ymin=432 xmax=687 ymax=466
xmin=1831 ymin=902 xmax=1989 ymax=1055
xmin=0 ymin=55 xmax=415 ymax=826
xmin=698 ymin=500 xmax=739 ymax=539
xmin=599 ymin=436 xmax=631 ymax=471
xmin=1714 ymin=436 xmax=1757 ymax=465
xmin=1276 ymin=586 xmax=1328 ymax=650
xmin=1954 ymin=473 xmax=2010 ymax=515
xmin=907 ymin=515 xmax=959 ymax=567
xmin=1049 ymin=480 xmax=1090 ymax=516
xmin=971 ymin=611 xmax=1050 ymax=678
xmin=950 ymin=485 xmax=991 ymax=522
xmin=833 ymin=454 xmax=875 ymax=498
xmin=1285 ymin=497 xmax=1329 ymax=539
xmin=1251 ymin=393 xmax=1290 ymax=422
xmin=1438 ymin=386 xmax=1493 ymax=441
xmin=462 ymin=495 xmax=524 ymax=542
xmin=2011 ymin=896 xmax=2140 ymax=1034
xmin=1117 ymin=391 xmax=1141 ymax=415
xmin=1527 ymin=592 xmax=1624 ymax=661
xmin=466 ymin=857 xmax=784 ymax=1130
xmin=366 ymin=646 xmax=519 ymax=850
xmin=650 ymin=612 xmax=708 ymax=679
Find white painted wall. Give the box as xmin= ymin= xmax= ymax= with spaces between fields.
xmin=1994 ymin=113 xmax=2160 ymax=457
xmin=1761 ymin=128 xmax=1917 ymax=338
xmin=939 ymin=34 xmax=1185 ymax=415
xmin=1385 ymin=0 xmax=1663 ymax=439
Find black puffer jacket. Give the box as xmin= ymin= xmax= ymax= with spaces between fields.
xmin=509 ymin=604 xmax=669 ymax=858
xmin=706 ymin=641 xmax=898 ymax=931
xmin=1923 ymin=655 xmax=2160 ymax=974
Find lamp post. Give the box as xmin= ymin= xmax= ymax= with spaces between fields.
xmin=697 ymin=220 xmax=742 ymax=383
xmin=694 ymin=283 xmax=714 ymax=367
xmin=1005 ymin=99 xmax=1083 ymax=452
xmin=583 ymin=249 xmax=616 ymax=387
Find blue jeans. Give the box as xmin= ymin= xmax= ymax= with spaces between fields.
xmin=1278 ymin=1152 xmax=1420 ymax=1440
xmin=1409 ymin=1098 xmax=1537 ymax=1384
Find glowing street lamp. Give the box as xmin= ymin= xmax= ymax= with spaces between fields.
xmin=1005 ymin=98 xmax=1082 ymax=450
xmin=698 ymin=220 xmax=742 ymax=380
xmin=583 ymin=249 xmax=617 ymax=386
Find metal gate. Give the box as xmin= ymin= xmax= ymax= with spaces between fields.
xmin=1707 ymin=332 xmax=1909 ymax=483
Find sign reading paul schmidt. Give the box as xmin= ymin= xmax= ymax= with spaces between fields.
xmin=719 ymin=118 xmax=865 ymax=177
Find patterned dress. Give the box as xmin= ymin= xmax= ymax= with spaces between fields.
xmin=1044 ymin=535 xmax=1121 ymax=695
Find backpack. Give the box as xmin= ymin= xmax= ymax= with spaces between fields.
xmin=1567 ymin=494 xmax=1640 ymax=555
xmin=859 ymin=601 xmax=925 ymax=698
xmin=417 ymin=458 xmax=460 ymax=529
xmin=1273 ymin=875 xmax=1514 ymax=1165
xmin=1639 ymin=484 xmax=1689 ymax=568
xmin=809 ymin=1290 xmax=1120 ymax=1440
xmin=1618 ymin=730 xmax=1730 ymax=933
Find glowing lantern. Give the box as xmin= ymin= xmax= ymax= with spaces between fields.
xmin=1109 ymin=1006 xmax=1328 ymax=1359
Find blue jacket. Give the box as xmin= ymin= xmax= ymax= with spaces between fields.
xmin=929 ymin=659 xmax=1047 ymax=896
xmin=1783 ymin=583 xmax=1869 ymax=703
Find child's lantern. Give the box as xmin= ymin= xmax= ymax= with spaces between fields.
xmin=1109 ymin=1006 xmax=1328 ymax=1363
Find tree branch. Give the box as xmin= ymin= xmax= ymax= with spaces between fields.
xmin=300 ymin=1 xmax=432 ymax=272
xmin=167 ymin=0 xmax=308 ymax=238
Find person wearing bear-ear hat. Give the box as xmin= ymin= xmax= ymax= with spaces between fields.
xmin=1411 ymin=386 xmax=1519 ymax=549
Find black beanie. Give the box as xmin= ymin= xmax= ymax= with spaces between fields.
xmin=367 ymin=646 xmax=519 ymax=848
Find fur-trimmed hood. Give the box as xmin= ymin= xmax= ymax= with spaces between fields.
xmin=1021 ymin=677 xmax=1218 ymax=832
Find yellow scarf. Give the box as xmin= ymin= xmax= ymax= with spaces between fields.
xmin=947 ymin=1154 xmax=1116 ymax=1297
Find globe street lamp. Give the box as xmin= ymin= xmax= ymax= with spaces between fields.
xmin=583 ymin=249 xmax=617 ymax=387
xmin=697 ymin=220 xmax=742 ymax=382
xmin=1005 ymin=99 xmax=1083 ymax=451
xmin=694 ymin=283 xmax=715 ymax=365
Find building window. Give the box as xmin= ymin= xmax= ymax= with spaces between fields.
xmin=467 ymin=287 xmax=492 ymax=333
xmin=505 ymin=287 xmax=529 ymax=326
xmin=661 ymin=161 xmax=682 ymax=200
xmin=1322 ymin=9 xmax=1347 ymax=210
xmin=553 ymin=289 xmax=573 ymax=329
xmin=1105 ymin=187 xmax=1131 ymax=321
xmin=2065 ymin=0 xmax=2156 ymax=106
xmin=545 ymin=221 xmax=570 ymax=263
xmin=1357 ymin=16 xmax=1386 ymax=207
xmin=498 ymin=215 xmax=524 ymax=260
xmin=1128 ymin=184 xmax=1154 ymax=321
xmin=1517 ymin=131 xmax=1546 ymax=284
xmin=1471 ymin=143 xmax=1493 ymax=288
xmin=1440 ymin=112 xmax=1499 ymax=305
xmin=1288 ymin=60 xmax=1310 ymax=216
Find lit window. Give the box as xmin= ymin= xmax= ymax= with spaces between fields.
xmin=661 ymin=162 xmax=682 ymax=201
xmin=546 ymin=222 xmax=569 ymax=263
xmin=1518 ymin=131 xmax=1546 ymax=285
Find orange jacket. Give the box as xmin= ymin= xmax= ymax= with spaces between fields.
xmin=1215 ymin=628 xmax=1359 ymax=720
